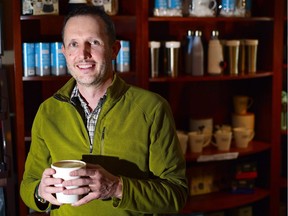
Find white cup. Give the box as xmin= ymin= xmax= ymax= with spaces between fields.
xmin=51 ymin=160 xmax=86 ymax=204
xmin=232 ymin=112 xmax=255 ymax=130
xmin=177 ymin=131 xmax=188 ymax=154
xmin=233 ymin=127 xmax=255 ymax=148
xmin=188 ymin=131 xmax=210 ymax=153
xmin=212 ymin=130 xmax=232 ymax=151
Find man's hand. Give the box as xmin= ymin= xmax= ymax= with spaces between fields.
xmin=61 ymin=163 xmax=123 ymax=207
xmin=38 ymin=168 xmax=65 ymax=206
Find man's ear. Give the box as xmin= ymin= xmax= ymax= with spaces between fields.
xmin=61 ymin=44 xmax=66 ymax=58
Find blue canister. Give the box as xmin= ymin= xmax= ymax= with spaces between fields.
xmin=50 ymin=42 xmax=67 ymax=76
xmin=154 ymin=0 xmax=168 ymax=16
xmin=116 ymin=40 xmax=130 ymax=72
xmin=167 ymin=0 xmax=182 ymax=16
xmin=220 ymin=0 xmax=236 ymax=17
xmin=22 ymin=43 xmax=35 ymax=77
xmin=35 ymin=42 xmax=51 ymax=76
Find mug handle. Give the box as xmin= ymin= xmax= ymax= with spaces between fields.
xmin=203 ymin=134 xmax=211 ymax=147
xmin=211 ymin=138 xmax=218 ymax=147
xmin=209 ymin=0 xmax=217 ymax=10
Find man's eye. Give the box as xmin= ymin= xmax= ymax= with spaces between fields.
xmin=90 ymin=40 xmax=100 ymax=45
xmin=69 ymin=42 xmax=78 ymax=48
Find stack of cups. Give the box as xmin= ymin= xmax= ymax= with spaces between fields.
xmin=232 ymin=95 xmax=255 ymax=148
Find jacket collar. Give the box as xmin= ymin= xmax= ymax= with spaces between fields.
xmin=53 ymin=74 xmax=130 ymax=104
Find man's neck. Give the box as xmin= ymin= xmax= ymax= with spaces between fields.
xmin=77 ymin=77 xmax=113 ymax=111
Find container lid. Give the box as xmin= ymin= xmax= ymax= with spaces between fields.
xmin=187 ymin=30 xmax=194 ymax=36
xmin=245 ymin=39 xmax=259 ymax=46
xmin=165 ymin=41 xmax=181 ymax=48
xmin=211 ymin=30 xmax=219 ymax=37
xmin=226 ymin=40 xmax=240 ymax=46
xmin=149 ymin=41 xmax=161 ymax=48
xmin=195 ymin=30 xmax=202 ymax=37
xmin=69 ymin=0 xmax=87 ymax=3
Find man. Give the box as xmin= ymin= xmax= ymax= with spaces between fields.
xmin=20 ymin=6 xmax=188 ymax=216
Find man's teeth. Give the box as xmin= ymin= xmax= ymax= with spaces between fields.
xmin=79 ymin=64 xmax=93 ymax=69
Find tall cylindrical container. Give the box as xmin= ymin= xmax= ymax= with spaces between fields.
xmin=208 ymin=30 xmax=224 ymax=75
xmin=22 ymin=43 xmax=36 ymax=77
xmin=226 ymin=40 xmax=240 ymax=75
xmin=116 ymin=40 xmax=130 ymax=72
xmin=184 ymin=30 xmax=194 ymax=75
xmin=192 ymin=30 xmax=204 ymax=76
xmin=149 ymin=41 xmax=161 ymax=78
xmin=245 ymin=39 xmax=258 ymax=74
xmin=165 ymin=41 xmax=181 ymax=77
xmin=35 ymin=42 xmax=51 ymax=76
xmin=50 ymin=42 xmax=67 ymax=76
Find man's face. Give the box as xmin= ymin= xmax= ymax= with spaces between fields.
xmin=62 ymin=15 xmax=119 ymax=87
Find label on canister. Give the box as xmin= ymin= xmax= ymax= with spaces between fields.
xmin=116 ymin=40 xmax=130 ymax=72
xmin=50 ymin=42 xmax=67 ymax=76
xmin=35 ymin=42 xmax=50 ymax=76
xmin=22 ymin=43 xmax=35 ymax=77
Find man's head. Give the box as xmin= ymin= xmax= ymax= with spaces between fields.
xmin=61 ymin=5 xmax=120 ymax=88
xmin=62 ymin=6 xmax=116 ymax=46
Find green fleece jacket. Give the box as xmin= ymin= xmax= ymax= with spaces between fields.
xmin=20 ymin=75 xmax=188 ymax=216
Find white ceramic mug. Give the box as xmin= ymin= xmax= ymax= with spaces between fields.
xmin=233 ymin=95 xmax=253 ymax=115
xmin=51 ymin=160 xmax=86 ymax=204
xmin=188 ymin=131 xmax=210 ymax=153
xmin=233 ymin=127 xmax=255 ymax=148
xmin=190 ymin=0 xmax=217 ymax=17
xmin=177 ymin=131 xmax=188 ymax=154
xmin=212 ymin=130 xmax=232 ymax=151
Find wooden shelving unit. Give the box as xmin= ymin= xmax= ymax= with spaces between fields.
xmin=11 ymin=0 xmax=285 ymax=215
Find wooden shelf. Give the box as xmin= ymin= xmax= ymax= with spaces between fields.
xmin=181 ymin=188 xmax=269 ymax=213
xmin=149 ymin=72 xmax=273 ymax=83
xmin=186 ymin=141 xmax=270 ymax=162
xmin=149 ymin=16 xmax=274 ymax=22
xmin=22 ymin=72 xmax=136 ymax=82
xmin=20 ymin=14 xmax=136 ymax=22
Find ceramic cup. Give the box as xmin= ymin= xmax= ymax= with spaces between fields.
xmin=233 ymin=127 xmax=255 ymax=148
xmin=212 ymin=130 xmax=232 ymax=151
xmin=188 ymin=131 xmax=210 ymax=153
xmin=51 ymin=160 xmax=86 ymax=204
xmin=232 ymin=112 xmax=255 ymax=130
xmin=233 ymin=95 xmax=253 ymax=115
xmin=189 ymin=0 xmax=217 ymax=16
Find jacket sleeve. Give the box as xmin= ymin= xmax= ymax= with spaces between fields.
xmin=20 ymin=105 xmax=52 ymax=212
xmin=115 ymin=98 xmax=188 ymax=213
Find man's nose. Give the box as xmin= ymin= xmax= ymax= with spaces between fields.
xmin=81 ymin=42 xmax=92 ymax=59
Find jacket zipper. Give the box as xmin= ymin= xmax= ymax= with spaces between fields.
xmin=100 ymin=127 xmax=106 ymax=154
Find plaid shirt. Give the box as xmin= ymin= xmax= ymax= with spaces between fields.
xmin=71 ymin=85 xmax=107 ymax=153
